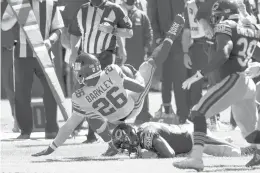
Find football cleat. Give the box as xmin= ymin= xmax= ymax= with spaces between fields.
xmin=246 ymin=149 xmax=260 ymax=167
xmin=241 ymin=145 xmax=257 ymax=156
xmin=166 ymin=14 xmax=185 ymax=42
xmin=173 ymin=157 xmax=204 ymax=172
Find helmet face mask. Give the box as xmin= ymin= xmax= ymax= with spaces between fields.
xmin=210 ymin=11 xmax=225 ymax=25
xmin=112 ymin=123 xmax=141 ymax=156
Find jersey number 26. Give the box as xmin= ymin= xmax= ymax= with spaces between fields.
xmin=92 ymin=86 xmax=127 ymax=116
xmin=237 ymin=38 xmax=257 ymax=66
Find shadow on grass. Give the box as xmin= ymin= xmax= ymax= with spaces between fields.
xmin=1 ymin=137 xmax=44 ymax=141
xmin=16 ymin=143 xmax=90 ymax=148
xmin=31 ymin=156 xmax=130 ymax=163
xmin=202 ymin=164 xmax=260 ymax=172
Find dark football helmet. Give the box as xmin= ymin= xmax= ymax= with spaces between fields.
xmin=112 ymin=123 xmax=140 ymax=155
xmin=196 ymin=0 xmax=239 ymax=25
xmin=72 ymin=52 xmax=101 ymax=84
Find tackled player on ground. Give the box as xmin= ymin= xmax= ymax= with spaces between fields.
xmin=31 ymin=14 xmax=186 ymax=157
xmin=111 ymin=122 xmax=256 ymax=158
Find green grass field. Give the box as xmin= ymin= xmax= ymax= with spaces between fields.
xmin=1 ymin=92 xmax=260 ymax=173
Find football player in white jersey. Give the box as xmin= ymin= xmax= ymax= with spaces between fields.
xmin=32 ymin=14 xmax=185 ymax=157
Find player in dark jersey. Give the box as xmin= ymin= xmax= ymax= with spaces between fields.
xmin=112 ymin=122 xmax=250 ymax=158
xmin=172 ymin=0 xmax=260 ymax=171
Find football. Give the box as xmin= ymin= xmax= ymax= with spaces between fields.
xmin=121 ymin=65 xmax=134 ymax=79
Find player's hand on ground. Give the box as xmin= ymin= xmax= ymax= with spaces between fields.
xmin=245 ymin=62 xmax=260 ymax=78
xmin=182 ymin=71 xmax=203 ymax=90
xmin=183 ymin=53 xmax=192 ymax=69
xmin=44 ymin=39 xmax=52 ymax=50
xmin=32 ymin=147 xmax=54 ymax=157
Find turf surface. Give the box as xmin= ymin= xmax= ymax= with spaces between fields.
xmin=1 ymin=92 xmax=260 ymax=173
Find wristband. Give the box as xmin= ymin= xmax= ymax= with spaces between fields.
xmin=49 ymin=142 xmax=58 ymax=150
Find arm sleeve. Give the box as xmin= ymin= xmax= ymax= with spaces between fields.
xmin=115 ymin=5 xmax=132 ymax=29
xmin=68 ymin=8 xmax=82 ymax=37
xmin=51 ymin=3 xmax=64 ymax=31
xmin=1 ymin=4 xmax=17 ymax=31
xmin=142 ymin=13 xmax=153 ymax=50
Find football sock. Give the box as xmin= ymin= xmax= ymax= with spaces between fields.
xmin=191 ymin=145 xmax=204 ymax=159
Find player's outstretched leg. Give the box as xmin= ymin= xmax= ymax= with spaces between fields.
xmin=124 ymin=14 xmax=185 ymax=124
xmin=87 ymin=115 xmax=119 ymax=156
xmin=203 ymin=135 xmax=241 ymax=157
xmin=147 ymin=14 xmax=185 ymax=67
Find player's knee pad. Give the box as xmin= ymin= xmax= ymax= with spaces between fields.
xmin=88 ymin=116 xmax=111 ymax=142
xmin=245 ymin=130 xmax=260 ymax=144
xmin=192 ymin=111 xmax=207 ymax=133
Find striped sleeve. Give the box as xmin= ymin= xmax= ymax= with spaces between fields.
xmin=51 ymin=3 xmax=64 ymax=31
xmin=114 ymin=5 xmax=132 ymax=29
xmin=72 ymin=101 xmax=95 ymax=117
xmin=68 ymin=7 xmax=82 ymax=36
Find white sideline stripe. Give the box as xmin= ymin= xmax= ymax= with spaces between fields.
xmin=13 ymin=3 xmax=31 ymax=11
xmin=24 ymin=24 xmax=39 ymax=31
xmin=0 ymin=130 xmax=90 ymax=140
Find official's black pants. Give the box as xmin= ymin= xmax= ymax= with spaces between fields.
xmin=14 ymin=58 xmax=58 ymax=135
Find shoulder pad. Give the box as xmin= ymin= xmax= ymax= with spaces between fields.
xmin=105 ymin=64 xmax=124 ymax=78
xmin=221 ymin=20 xmax=237 ymax=27
xmin=214 ymin=21 xmax=233 ymax=36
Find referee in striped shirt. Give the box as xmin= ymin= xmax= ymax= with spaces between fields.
xmin=68 ymin=0 xmax=133 ymax=143
xmin=2 ymin=0 xmax=64 ymax=139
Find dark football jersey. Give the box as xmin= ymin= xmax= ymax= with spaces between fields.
xmin=137 ymin=122 xmax=192 ymax=155
xmin=213 ymin=20 xmax=260 ymax=79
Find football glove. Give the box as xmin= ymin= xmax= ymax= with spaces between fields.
xmin=182 ymin=71 xmax=203 ymax=90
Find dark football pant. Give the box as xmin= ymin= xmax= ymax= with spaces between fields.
xmin=187 ymin=42 xmax=208 ymax=112
xmin=1 ymin=47 xmax=15 ymax=116
xmin=14 ymin=57 xmax=58 ymax=135
xmin=161 ymin=46 xmax=189 ymax=122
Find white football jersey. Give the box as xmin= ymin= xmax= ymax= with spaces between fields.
xmin=72 ymin=64 xmax=135 ymax=122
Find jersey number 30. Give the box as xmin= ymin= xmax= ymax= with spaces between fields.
xmin=92 ymin=86 xmax=127 ymax=116
xmin=237 ymin=38 xmax=257 ymax=66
